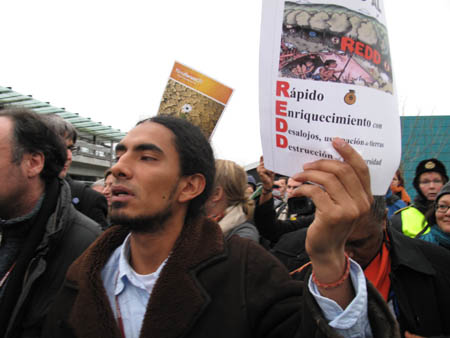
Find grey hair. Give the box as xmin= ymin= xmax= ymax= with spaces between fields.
xmin=371 ymin=195 xmax=387 ymax=223
xmin=92 ymin=179 xmax=105 ymax=188
xmin=41 ymin=113 xmax=78 ymax=143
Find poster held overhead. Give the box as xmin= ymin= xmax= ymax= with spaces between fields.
xmin=259 ymin=0 xmax=401 ymax=195
xmin=158 ymin=61 xmax=233 ymax=140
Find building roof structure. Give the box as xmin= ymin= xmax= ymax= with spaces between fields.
xmin=0 ymin=85 xmax=127 ymax=180
xmin=0 ymin=86 xmax=126 ymax=142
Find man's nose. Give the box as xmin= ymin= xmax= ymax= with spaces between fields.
xmin=110 ymin=156 xmax=132 ymax=179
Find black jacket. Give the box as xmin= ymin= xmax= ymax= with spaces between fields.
xmin=254 ymin=197 xmax=314 ymax=245
xmin=67 ymin=178 xmax=109 ymax=230
xmin=271 ymin=225 xmax=450 ymax=337
xmin=42 ymin=218 xmax=398 ymax=338
xmin=3 ymin=179 xmax=101 ymax=338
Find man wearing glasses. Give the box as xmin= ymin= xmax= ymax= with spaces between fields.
xmin=392 ymin=158 xmax=448 ymax=237
xmin=42 ymin=114 xmax=109 ymax=230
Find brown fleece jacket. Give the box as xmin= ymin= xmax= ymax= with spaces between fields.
xmin=42 ymin=217 xmax=399 ymax=338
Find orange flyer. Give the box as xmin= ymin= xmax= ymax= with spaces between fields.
xmin=158 ymin=62 xmax=233 ymax=139
xmin=170 ymin=62 xmax=233 ymax=105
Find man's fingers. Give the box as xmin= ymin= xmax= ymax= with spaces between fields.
xmin=295 ymin=162 xmax=370 ymax=212
xmin=291 ymin=182 xmax=333 ymax=213
xmin=257 ymin=155 xmax=275 ymax=187
xmin=257 ymin=156 xmax=265 ymax=176
xmin=293 ymin=169 xmax=350 ymax=203
xmin=296 ymin=138 xmax=372 ymax=205
xmin=292 ymin=171 xmax=364 ymax=222
xmin=331 ymin=137 xmax=372 ymax=198
xmin=290 ymin=139 xmax=373 ymax=222
xmin=258 ymin=156 xmax=264 ymax=169
xmin=292 ymin=182 xmax=360 ymax=255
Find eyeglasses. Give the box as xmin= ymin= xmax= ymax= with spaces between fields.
xmin=436 ymin=204 xmax=450 ymax=213
xmin=67 ymin=145 xmax=77 ymax=152
xmin=419 ymin=179 xmax=443 ymax=186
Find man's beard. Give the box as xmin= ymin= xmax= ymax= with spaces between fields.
xmin=111 ymin=201 xmax=173 ymax=234
xmin=110 ymin=180 xmax=179 ymax=234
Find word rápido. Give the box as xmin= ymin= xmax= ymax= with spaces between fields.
xmin=290 ymin=88 xmax=324 ymax=102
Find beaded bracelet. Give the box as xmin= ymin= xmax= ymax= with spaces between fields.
xmin=312 ymin=254 xmax=350 ymax=290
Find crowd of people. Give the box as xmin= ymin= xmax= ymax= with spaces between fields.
xmin=0 ymin=105 xmax=449 ymax=338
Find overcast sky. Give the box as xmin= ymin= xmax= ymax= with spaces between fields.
xmin=1 ymin=0 xmax=449 ymax=167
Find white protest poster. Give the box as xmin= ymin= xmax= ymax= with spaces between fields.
xmin=259 ymin=0 xmax=401 ymax=195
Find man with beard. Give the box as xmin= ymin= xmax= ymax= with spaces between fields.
xmin=392 ymin=159 xmax=448 ymax=237
xmin=42 ymin=116 xmax=398 ymax=338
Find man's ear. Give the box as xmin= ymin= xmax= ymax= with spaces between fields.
xmin=178 ymin=173 xmax=206 ymax=204
xmin=24 ymin=152 xmax=45 ymax=178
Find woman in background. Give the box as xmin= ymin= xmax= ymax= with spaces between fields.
xmin=390 ymin=168 xmax=411 ymax=205
xmin=418 ymin=182 xmax=450 ymax=250
xmin=205 ymin=159 xmax=259 ymax=242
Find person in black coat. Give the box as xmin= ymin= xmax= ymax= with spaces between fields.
xmin=66 ymin=176 xmax=108 ymax=230
xmin=0 ymin=107 xmax=101 ymax=338
xmin=391 ymin=158 xmax=448 ymax=238
xmin=41 ymin=114 xmax=108 ymax=230
xmin=272 ymin=195 xmax=450 ymax=338
xmin=254 ymin=157 xmax=315 ymax=246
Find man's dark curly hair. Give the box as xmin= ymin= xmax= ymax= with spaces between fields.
xmin=137 ymin=115 xmax=215 ymax=220
xmin=0 ymin=106 xmax=67 ymax=182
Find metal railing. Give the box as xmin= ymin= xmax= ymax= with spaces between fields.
xmin=73 ymin=140 xmax=113 ymax=163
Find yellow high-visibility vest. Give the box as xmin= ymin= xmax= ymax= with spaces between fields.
xmin=400 ymin=206 xmax=429 ymax=238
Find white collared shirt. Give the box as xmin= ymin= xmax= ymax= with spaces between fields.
xmin=309 ymin=258 xmax=373 ymax=337
xmin=101 ymin=234 xmax=167 ymax=338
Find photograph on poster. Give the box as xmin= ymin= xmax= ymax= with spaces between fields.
xmin=279 ymin=2 xmax=393 ymax=94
